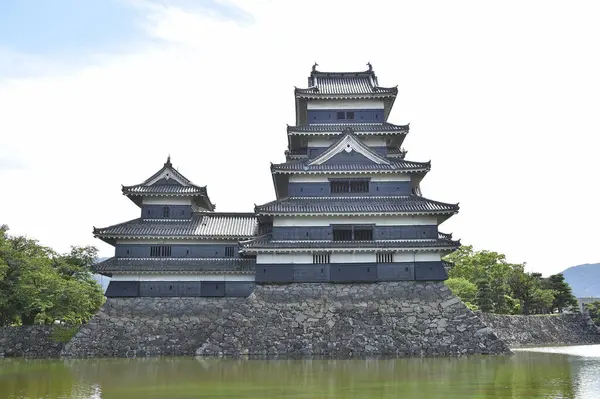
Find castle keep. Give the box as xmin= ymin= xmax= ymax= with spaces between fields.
xmin=93 ymin=64 xmax=461 ymax=296
xmin=63 ymin=64 xmax=513 ymax=358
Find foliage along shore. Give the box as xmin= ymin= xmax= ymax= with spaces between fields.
xmin=444 ymin=246 xmax=580 ymax=315
xmin=2 ymin=224 xmax=598 ymax=329
xmin=0 ymin=225 xmax=104 ymax=327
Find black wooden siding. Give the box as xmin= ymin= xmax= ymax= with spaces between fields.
xmin=105 ymin=281 xmax=254 ymax=298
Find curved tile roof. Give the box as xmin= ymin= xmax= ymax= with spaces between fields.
xmin=122 ymin=184 xmax=207 ymax=195
xmin=94 ymin=213 xmax=257 ymax=240
xmin=287 ymin=123 xmax=409 ymax=135
xmin=93 ymin=257 xmax=255 ymax=273
xmin=296 ymin=74 xmax=397 ymax=97
xmin=271 ymin=159 xmax=429 ymax=173
xmin=255 ymin=196 xmax=459 ymax=216
xmin=241 ymin=237 xmax=460 ymax=251
xmin=295 ymin=66 xmax=398 ymax=98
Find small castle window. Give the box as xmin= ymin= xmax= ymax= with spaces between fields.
xmin=331 ymin=179 xmax=369 ymax=194
xmin=225 ymin=246 xmax=235 ymax=257
xmin=377 ymin=252 xmax=393 ymax=263
xmin=336 ymin=111 xmax=345 ymax=120
xmin=150 ymin=245 xmax=171 ymax=257
xmin=346 ymin=111 xmax=354 ymax=120
xmin=162 ymin=207 xmax=170 ymax=218
xmin=313 ymin=253 xmax=330 ymax=264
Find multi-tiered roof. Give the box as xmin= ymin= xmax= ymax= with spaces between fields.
xmin=93 ymin=157 xmax=257 ymax=276
xmin=243 ymin=64 xmax=460 ymax=255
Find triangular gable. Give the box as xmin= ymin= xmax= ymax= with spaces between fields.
xmin=321 ymin=150 xmax=378 ymax=165
xmin=308 ymin=131 xmax=391 ymax=166
xmin=141 ymin=157 xmax=192 ymax=187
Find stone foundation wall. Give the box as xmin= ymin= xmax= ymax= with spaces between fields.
xmin=62 ymin=282 xmax=511 ymax=358
xmin=479 ymin=312 xmax=600 ymax=347
xmin=0 ymin=326 xmax=63 ymax=357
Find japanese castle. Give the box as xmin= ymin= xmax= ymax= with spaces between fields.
xmin=94 ymin=64 xmax=461 ymax=297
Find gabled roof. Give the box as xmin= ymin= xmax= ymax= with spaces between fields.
xmin=309 ymin=129 xmax=391 ymax=165
xmin=93 ymin=257 xmax=255 ymax=275
xmin=295 ymin=63 xmax=398 ymax=98
xmin=121 ymin=156 xmax=215 ymax=210
xmin=273 ymin=128 xmax=429 ymax=174
xmin=287 ymin=123 xmax=409 ymax=136
xmin=255 ymin=196 xmax=459 ymax=218
xmin=93 ymin=212 xmax=258 ymax=245
xmin=240 ymin=236 xmax=461 ymax=254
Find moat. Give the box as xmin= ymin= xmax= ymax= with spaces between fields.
xmin=1 ymin=345 xmax=599 ymax=398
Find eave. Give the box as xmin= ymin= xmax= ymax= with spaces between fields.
xmin=241 ymin=245 xmax=459 ymax=254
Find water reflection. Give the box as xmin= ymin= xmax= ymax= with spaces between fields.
xmin=1 ymin=347 xmax=599 ymax=398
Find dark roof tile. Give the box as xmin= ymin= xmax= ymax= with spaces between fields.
xmin=287 ymin=123 xmax=408 ymax=135
xmin=241 ymin=236 xmax=460 ymax=251
xmin=255 ymin=196 xmax=458 ymax=216
xmin=94 ymin=213 xmax=257 ymax=240
xmin=93 ymin=257 xmax=255 ymax=273
xmin=271 ymin=159 xmax=429 ymax=173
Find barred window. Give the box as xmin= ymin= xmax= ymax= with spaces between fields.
xmin=330 ymin=179 xmax=369 ymax=194
xmin=332 ymin=226 xmax=373 ymax=241
xmin=377 ymin=252 xmax=393 ymax=263
xmin=313 ymin=253 xmax=330 ymax=264
xmin=162 ymin=206 xmax=170 ymax=218
xmin=332 ymin=227 xmax=352 ymax=241
xmin=225 ymin=246 xmax=235 ymax=257
xmin=150 ymin=246 xmax=171 ymax=257
xmin=354 ymin=227 xmax=373 ymax=241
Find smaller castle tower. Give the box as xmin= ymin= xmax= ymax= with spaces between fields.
xmin=93 ymin=157 xmax=257 ymax=297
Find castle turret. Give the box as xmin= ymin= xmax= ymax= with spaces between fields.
xmin=93 ymin=157 xmax=257 ymax=297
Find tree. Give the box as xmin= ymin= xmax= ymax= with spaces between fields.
xmin=445 ymin=277 xmax=477 ymax=304
xmin=586 ymin=301 xmax=600 ymax=327
xmin=547 ymin=274 xmax=578 ymax=313
xmin=508 ymin=267 xmax=538 ymax=315
xmin=475 ymin=280 xmax=494 ymax=313
xmin=530 ymin=288 xmax=556 ymax=314
xmin=0 ymin=225 xmax=104 ymax=326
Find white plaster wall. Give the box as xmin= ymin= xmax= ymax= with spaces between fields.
xmin=415 ymin=253 xmax=441 ymax=262
xmin=330 ymin=253 xmax=376 ymax=263
xmin=393 ymin=252 xmax=416 ymax=262
xmin=273 ymin=215 xmax=438 ymax=227
xmin=110 ymin=274 xmax=254 ymax=282
xmin=393 ymin=252 xmax=442 ymax=262
xmin=142 ymin=197 xmax=192 ymax=205
xmin=307 ymin=99 xmax=384 ymax=110
xmin=257 ymin=253 xmax=313 ymax=264
xmin=288 ymin=174 xmax=410 ymax=183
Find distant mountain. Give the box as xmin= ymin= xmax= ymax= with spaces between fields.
xmin=561 ymin=263 xmax=600 ymax=298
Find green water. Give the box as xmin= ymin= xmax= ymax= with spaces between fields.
xmin=1 ymin=345 xmax=599 ymax=399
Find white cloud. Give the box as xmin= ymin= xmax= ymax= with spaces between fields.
xmin=0 ymin=0 xmax=599 ymax=274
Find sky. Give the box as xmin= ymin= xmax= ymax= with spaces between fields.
xmin=0 ymin=0 xmax=599 ymax=275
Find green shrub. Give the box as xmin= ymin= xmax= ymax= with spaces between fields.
xmin=50 ymin=325 xmax=79 ymax=344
